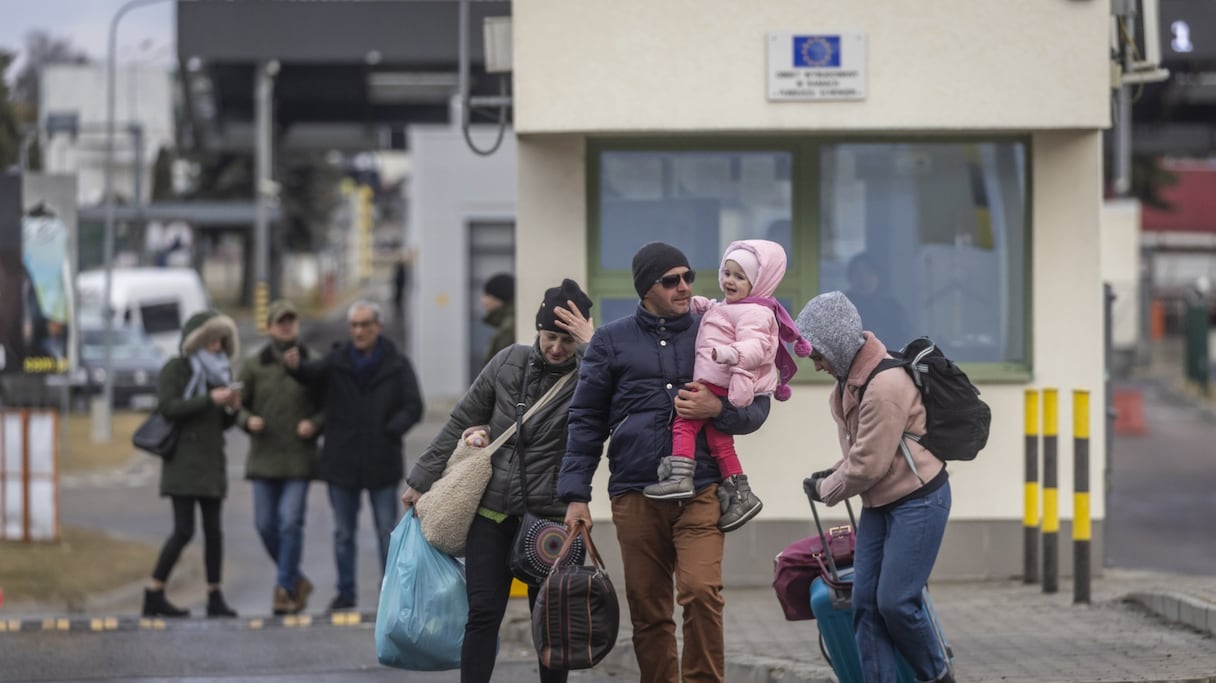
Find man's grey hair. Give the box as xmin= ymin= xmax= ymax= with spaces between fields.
xmin=347 ymin=300 xmax=382 ymax=323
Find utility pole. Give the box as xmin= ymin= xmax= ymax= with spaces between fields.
xmin=99 ymin=0 xmax=171 ymax=441
xmin=254 ymin=60 xmax=279 ymax=332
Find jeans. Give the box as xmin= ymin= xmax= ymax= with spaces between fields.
xmin=327 ymin=482 xmax=398 ymax=600
xmin=461 ymin=514 xmax=567 ymax=683
xmin=852 ymin=482 xmax=952 ymax=683
xmin=252 ymin=478 xmax=310 ymax=591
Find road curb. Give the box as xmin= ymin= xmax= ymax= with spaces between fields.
xmin=0 ymin=609 xmax=376 ymax=634
xmin=1126 ymin=591 xmax=1216 ymax=637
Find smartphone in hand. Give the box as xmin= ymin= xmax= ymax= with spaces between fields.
xmin=228 ymin=381 xmax=244 ymax=391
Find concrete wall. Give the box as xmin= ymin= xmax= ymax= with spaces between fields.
xmin=514 ymin=0 xmax=1109 ymax=134
xmin=409 ymin=125 xmax=518 ymax=405
xmin=39 ymin=64 xmax=174 ymax=205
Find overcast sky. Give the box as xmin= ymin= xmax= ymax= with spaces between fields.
xmin=0 ymin=0 xmax=176 ymax=80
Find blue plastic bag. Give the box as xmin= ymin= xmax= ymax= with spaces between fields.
xmin=375 ymin=509 xmax=467 ymax=670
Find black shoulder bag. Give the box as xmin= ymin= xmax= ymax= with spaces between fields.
xmin=507 ymin=365 xmax=584 ymax=587
xmin=133 ymin=411 xmax=179 ymax=459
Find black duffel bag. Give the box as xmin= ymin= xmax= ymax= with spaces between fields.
xmin=531 ymin=521 xmax=619 ymax=670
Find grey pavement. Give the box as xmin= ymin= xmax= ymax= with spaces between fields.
xmin=499 ymin=568 xmax=1216 ymax=683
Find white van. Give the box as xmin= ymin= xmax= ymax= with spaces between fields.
xmin=76 ymin=267 xmax=211 ymax=360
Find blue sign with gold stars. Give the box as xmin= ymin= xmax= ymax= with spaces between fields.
xmin=793 ymin=36 xmax=841 ymax=68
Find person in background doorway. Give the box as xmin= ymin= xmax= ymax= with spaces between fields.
xmin=237 ymin=299 xmax=324 ymax=615
xmin=143 ymin=310 xmax=242 ymax=619
xmin=392 ymin=256 xmax=409 ymax=319
xmin=845 ymin=252 xmax=911 ymax=349
xmin=481 ymin=273 xmax=516 ymax=368
xmin=284 ymin=300 xmax=424 ymax=613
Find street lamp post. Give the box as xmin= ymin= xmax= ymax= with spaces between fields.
xmin=98 ymin=0 xmax=171 ymax=440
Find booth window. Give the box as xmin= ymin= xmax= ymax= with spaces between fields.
xmin=819 ymin=142 xmax=1027 ymax=366
xmin=596 ymin=149 xmax=796 ymax=323
xmin=590 ymin=140 xmax=1029 ymax=373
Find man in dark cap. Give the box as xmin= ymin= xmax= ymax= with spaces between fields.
xmin=559 ymin=242 xmax=771 ymax=683
xmin=480 ymin=273 xmax=516 ymax=368
xmin=236 ymin=299 xmax=323 ymax=615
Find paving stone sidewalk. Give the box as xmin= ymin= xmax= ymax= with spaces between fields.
xmin=505 ymin=569 xmax=1216 ymax=683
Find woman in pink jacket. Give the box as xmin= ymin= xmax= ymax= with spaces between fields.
xmin=644 ymin=239 xmax=811 ymax=532
xmin=797 ymin=291 xmax=954 ymax=683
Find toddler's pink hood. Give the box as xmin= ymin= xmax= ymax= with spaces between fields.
xmin=719 ymin=239 xmax=786 ymax=298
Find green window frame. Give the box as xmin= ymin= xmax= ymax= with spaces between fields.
xmin=587 ymin=137 xmax=1033 ymax=382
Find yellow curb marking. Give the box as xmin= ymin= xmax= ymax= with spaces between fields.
xmin=90 ymin=619 xmax=103 ymax=631
xmin=139 ymin=618 xmax=166 ymax=630
xmin=291 ymin=615 xmax=313 ymax=627
xmin=331 ymin=613 xmax=361 ymax=626
xmin=8 ymin=620 xmax=21 ymax=632
xmin=249 ymin=619 xmax=264 ymax=630
xmin=105 ymin=618 xmax=118 ymax=630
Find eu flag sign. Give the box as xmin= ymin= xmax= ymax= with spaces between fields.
xmin=793 ymin=36 xmax=841 ymax=68
xmin=767 ymin=31 xmax=865 ymax=101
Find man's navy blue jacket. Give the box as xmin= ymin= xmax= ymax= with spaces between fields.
xmin=558 ymin=304 xmax=771 ymax=503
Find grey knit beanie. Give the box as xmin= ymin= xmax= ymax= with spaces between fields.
xmin=795 ymin=291 xmax=865 ymax=380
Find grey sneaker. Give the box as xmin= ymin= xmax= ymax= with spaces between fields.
xmin=643 ymin=456 xmax=696 ymax=500
xmin=717 ymin=474 xmax=763 ymax=532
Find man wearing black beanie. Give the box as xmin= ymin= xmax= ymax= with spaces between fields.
xmin=480 ymin=273 xmax=515 ymax=368
xmin=559 ymin=241 xmax=771 ymax=682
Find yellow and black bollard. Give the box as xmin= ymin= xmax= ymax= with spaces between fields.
xmin=1073 ymin=390 xmax=1091 ymax=604
xmin=1024 ymin=389 xmax=1040 ymax=584
xmin=1042 ymin=388 xmax=1059 ymax=594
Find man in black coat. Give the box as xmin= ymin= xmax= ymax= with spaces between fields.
xmin=285 ymin=300 xmax=424 ymax=612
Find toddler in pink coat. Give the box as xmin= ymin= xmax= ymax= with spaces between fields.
xmin=643 ymin=239 xmax=812 ymax=531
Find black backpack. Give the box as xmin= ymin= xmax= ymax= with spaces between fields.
xmin=858 ymin=337 xmax=991 ymax=463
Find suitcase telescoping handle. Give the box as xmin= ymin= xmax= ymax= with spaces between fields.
xmin=802 ymin=478 xmax=856 ymax=586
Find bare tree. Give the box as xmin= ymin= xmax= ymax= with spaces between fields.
xmin=12 ymin=30 xmax=89 ymax=109
xmin=0 ymin=51 xmax=21 ymax=169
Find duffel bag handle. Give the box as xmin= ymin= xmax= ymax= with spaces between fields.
xmin=551 ymin=520 xmax=606 ymax=576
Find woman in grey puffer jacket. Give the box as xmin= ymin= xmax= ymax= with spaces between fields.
xmin=401 ymin=278 xmax=594 ymax=683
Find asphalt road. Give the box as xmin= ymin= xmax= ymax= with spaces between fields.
xmin=1106 ymin=378 xmax=1216 ymax=574
xmin=0 ymin=623 xmax=621 ymax=682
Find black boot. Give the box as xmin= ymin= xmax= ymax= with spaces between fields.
xmin=206 ymin=589 xmax=238 ymax=618
xmin=142 ymin=588 xmax=189 ymax=618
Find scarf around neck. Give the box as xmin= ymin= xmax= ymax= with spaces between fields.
xmin=737 ymin=295 xmax=814 ymax=399
xmin=349 ymin=337 xmax=386 ymax=386
xmin=185 ymin=349 xmax=233 ymax=398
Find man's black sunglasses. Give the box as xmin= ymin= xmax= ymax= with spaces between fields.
xmin=656 ymin=270 xmax=696 ymax=289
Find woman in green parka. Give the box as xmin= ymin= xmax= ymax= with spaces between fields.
xmin=142 ymin=310 xmax=242 ymax=619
